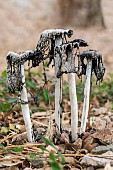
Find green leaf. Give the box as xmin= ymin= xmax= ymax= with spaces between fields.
xmin=0 ymin=143 xmax=4 ymax=148
xmin=7 ymin=98 xmax=17 ymax=104
xmin=43 ymin=89 xmax=50 ymax=102
xmin=37 ymin=72 xmax=43 ymax=78
xmin=0 ymin=103 xmax=10 ymax=112
xmin=37 ymin=151 xmax=44 ymax=155
xmin=26 ymin=80 xmax=35 ymax=88
xmin=38 ymin=107 xmax=46 ymax=112
xmin=12 ymin=146 xmax=24 ymax=152
xmin=2 ymin=70 xmax=7 ymax=77
xmin=30 ymin=155 xmax=40 ymax=160
xmin=111 ymin=102 xmax=113 ymax=110
xmin=2 ymin=87 xmax=8 ymax=91
xmin=0 ymin=92 xmax=3 ymax=97
xmin=3 ymin=148 xmax=8 ymax=152
xmin=58 ymin=152 xmax=65 ymax=164
xmin=50 ymin=161 xmax=63 ymax=170
xmin=49 ymin=153 xmax=56 ymax=161
xmin=43 ymin=61 xmax=48 ymax=68
xmin=39 ymin=145 xmax=48 ymax=151
xmin=42 ymin=137 xmax=56 ymax=150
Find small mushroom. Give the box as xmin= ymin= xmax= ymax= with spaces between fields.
xmin=39 ymin=29 xmax=73 ymax=132
xmin=67 ymin=45 xmax=78 ymax=140
xmin=80 ymin=50 xmax=105 ymax=134
xmin=6 ymin=51 xmax=34 ymax=142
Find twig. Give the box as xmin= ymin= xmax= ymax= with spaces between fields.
xmin=32 ymin=119 xmax=48 ymax=127
xmin=0 ymin=156 xmax=25 ymax=161
xmin=0 ymin=132 xmax=17 ymax=144
xmin=4 ymin=143 xmax=44 ymax=149
xmin=1 ymin=153 xmax=113 ymax=163
xmin=63 ymin=153 xmax=113 ymax=159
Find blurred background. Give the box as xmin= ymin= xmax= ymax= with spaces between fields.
xmin=0 ymin=0 xmax=113 ymax=75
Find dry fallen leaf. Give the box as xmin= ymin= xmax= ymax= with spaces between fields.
xmin=92 ymin=129 xmax=113 ymax=145
xmin=0 ymin=156 xmax=23 ymax=168
xmin=0 ymin=126 xmax=9 ymax=133
xmin=46 ymin=145 xmax=57 ymax=154
xmin=0 ymin=112 xmax=4 ymax=121
xmin=12 ymin=132 xmax=28 ymax=144
xmin=81 ymin=155 xmax=111 ymax=168
xmin=65 ymin=157 xmax=76 ymax=166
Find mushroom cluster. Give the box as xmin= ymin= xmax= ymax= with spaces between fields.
xmin=6 ymin=29 xmax=105 ymax=143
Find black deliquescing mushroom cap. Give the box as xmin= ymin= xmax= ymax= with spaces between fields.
xmin=6 ymin=29 xmax=105 ymax=93
xmin=77 ymin=50 xmax=105 ymax=82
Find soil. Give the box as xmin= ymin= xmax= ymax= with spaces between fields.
xmin=0 ymin=0 xmax=113 ymax=75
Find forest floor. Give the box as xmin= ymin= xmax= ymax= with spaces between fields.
xmin=0 ymin=69 xmax=113 ymax=170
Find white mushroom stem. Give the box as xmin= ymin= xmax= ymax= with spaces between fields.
xmin=55 ymin=36 xmax=63 ymax=131
xmin=80 ymin=59 xmax=92 ymax=134
xmin=20 ymin=64 xmax=34 ymax=142
xmin=67 ymin=49 xmax=78 ymax=140
xmin=39 ymin=29 xmax=73 ymax=131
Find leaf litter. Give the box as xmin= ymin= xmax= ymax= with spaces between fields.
xmin=1 ymin=73 xmax=113 ymax=170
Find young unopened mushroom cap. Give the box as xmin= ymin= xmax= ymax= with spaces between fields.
xmin=40 ymin=29 xmax=73 ymax=39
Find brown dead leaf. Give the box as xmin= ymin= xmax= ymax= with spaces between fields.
xmin=71 ymin=168 xmax=80 ymax=170
xmin=80 ymin=154 xmax=113 ymax=168
xmin=83 ymin=135 xmax=94 ymax=152
xmin=63 ymin=99 xmax=70 ymax=112
xmin=1 ymin=166 xmax=20 ymax=170
xmin=91 ymin=107 xmax=108 ymax=116
xmin=82 ymin=132 xmax=90 ymax=140
xmin=46 ymin=145 xmax=57 ymax=154
xmin=91 ymin=117 xmax=107 ymax=130
xmin=0 ymin=156 xmax=22 ymax=168
xmin=32 ymin=116 xmax=49 ymax=126
xmin=12 ymin=132 xmax=28 ymax=144
xmin=92 ymin=129 xmax=113 ymax=145
xmin=91 ymin=97 xmax=100 ymax=107
xmin=16 ymin=124 xmax=26 ymax=132
xmin=32 ymin=119 xmax=48 ymax=128
xmin=43 ymin=167 xmax=51 ymax=170
xmin=73 ymin=138 xmax=82 ymax=150
xmin=61 ymin=130 xmax=70 ymax=144
xmin=0 ymin=112 xmax=4 ymax=121
xmin=0 ymin=132 xmax=17 ymax=145
xmin=65 ymin=157 xmax=76 ymax=166
xmin=84 ymin=167 xmax=95 ymax=170
xmin=39 ymin=102 xmax=47 ymax=110
xmin=4 ymin=112 xmax=13 ymax=124
xmin=83 ymin=143 xmax=98 ymax=153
